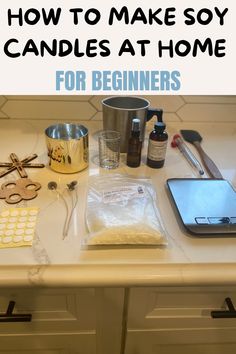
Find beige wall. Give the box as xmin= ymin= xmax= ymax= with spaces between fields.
xmin=0 ymin=95 xmax=236 ymax=122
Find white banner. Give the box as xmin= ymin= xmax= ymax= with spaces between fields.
xmin=0 ymin=0 xmax=235 ymax=94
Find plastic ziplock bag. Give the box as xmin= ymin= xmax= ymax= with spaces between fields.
xmin=85 ymin=174 xmax=168 ymax=246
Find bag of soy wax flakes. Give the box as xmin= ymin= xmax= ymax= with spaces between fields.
xmin=85 ymin=174 xmax=167 ymax=246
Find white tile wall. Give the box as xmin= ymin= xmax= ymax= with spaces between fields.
xmin=0 ymin=95 xmax=236 ymax=122
xmin=182 ymin=96 xmax=236 ymax=104
xmin=1 ymin=99 xmax=96 ymax=120
xmin=177 ymin=103 xmax=236 ymax=122
xmin=5 ymin=95 xmax=92 ymax=101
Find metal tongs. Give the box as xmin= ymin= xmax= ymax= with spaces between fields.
xmin=171 ymin=134 xmax=204 ymax=177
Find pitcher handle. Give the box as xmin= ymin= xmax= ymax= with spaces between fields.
xmin=147 ymin=108 xmax=163 ymax=122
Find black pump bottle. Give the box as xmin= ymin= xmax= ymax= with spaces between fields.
xmin=127 ymin=118 xmax=142 ymax=168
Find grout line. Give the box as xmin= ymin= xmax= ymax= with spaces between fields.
xmin=180 ymin=95 xmax=187 ymax=104
xmin=0 ymin=97 xmax=10 ymax=119
xmin=175 ymin=111 xmax=184 ymax=122
xmin=4 ymin=96 xmax=92 ymax=102
xmin=0 ymin=96 xmax=9 ymax=118
xmin=120 ymin=288 xmax=130 ymax=354
xmin=89 ymin=97 xmax=100 ymax=112
xmin=0 ymin=96 xmax=7 ymax=109
xmin=87 ymin=97 xmax=100 ymax=120
xmin=177 ymin=101 xmax=236 ymax=106
xmin=89 ymin=112 xmax=99 ymax=120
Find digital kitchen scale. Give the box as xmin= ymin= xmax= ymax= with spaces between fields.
xmin=166 ymin=178 xmax=236 ymax=236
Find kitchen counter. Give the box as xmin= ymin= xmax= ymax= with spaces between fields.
xmin=0 ymin=119 xmax=236 ymax=287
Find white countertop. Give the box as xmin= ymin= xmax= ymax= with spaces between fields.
xmin=0 ymin=119 xmax=236 ymax=287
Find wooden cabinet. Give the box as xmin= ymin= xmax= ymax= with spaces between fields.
xmin=0 ymin=287 xmax=124 ymax=354
xmin=2 ymin=285 xmax=236 ymax=353
xmin=0 ymin=333 xmax=96 ymax=354
xmin=125 ymin=286 xmax=236 ymax=354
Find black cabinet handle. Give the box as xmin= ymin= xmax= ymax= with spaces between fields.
xmin=0 ymin=301 xmax=32 ymax=322
xmin=211 ymin=297 xmax=236 ymax=318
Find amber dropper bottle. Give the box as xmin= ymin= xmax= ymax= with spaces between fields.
xmin=127 ymin=118 xmax=142 ymax=168
xmin=147 ymin=122 xmax=168 ymax=168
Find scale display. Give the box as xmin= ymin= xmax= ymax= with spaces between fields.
xmin=166 ymin=178 xmax=236 ymax=236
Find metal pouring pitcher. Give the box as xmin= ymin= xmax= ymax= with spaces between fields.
xmin=102 ymin=96 xmax=163 ymax=152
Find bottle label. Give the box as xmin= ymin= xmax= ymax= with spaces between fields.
xmin=147 ymin=140 xmax=167 ymax=161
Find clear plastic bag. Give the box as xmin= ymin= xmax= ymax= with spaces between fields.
xmin=85 ymin=174 xmax=167 ymax=246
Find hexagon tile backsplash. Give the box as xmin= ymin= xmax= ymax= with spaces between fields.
xmin=0 ymin=95 xmax=236 ymax=122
